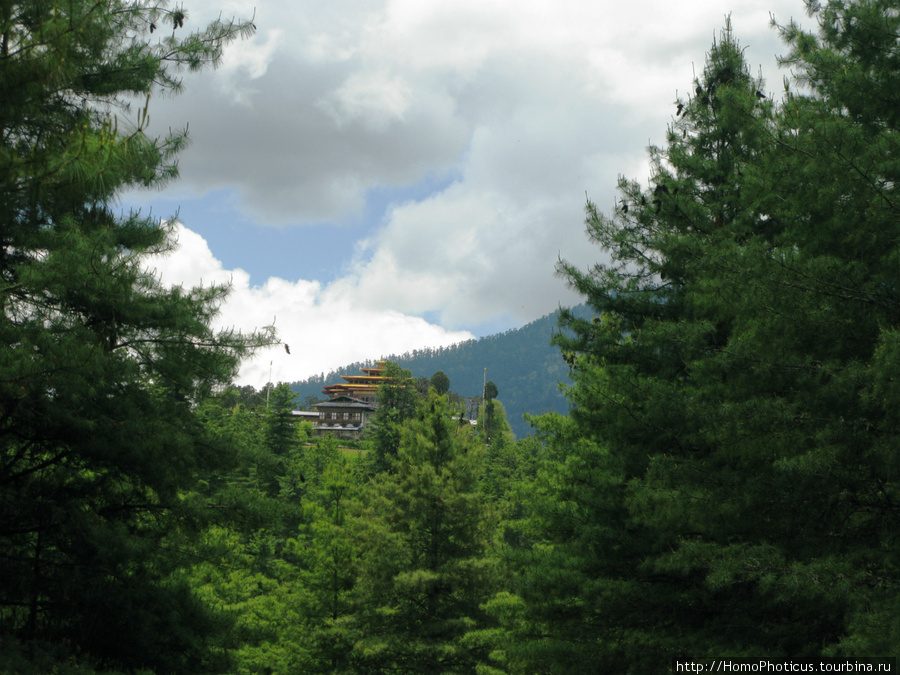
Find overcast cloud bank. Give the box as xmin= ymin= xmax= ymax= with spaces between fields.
xmin=134 ymin=0 xmax=805 ymax=385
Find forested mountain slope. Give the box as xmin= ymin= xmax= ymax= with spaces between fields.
xmin=291 ymin=305 xmax=590 ymax=438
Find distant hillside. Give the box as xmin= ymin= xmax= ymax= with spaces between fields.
xmin=290 ymin=305 xmax=592 ymax=438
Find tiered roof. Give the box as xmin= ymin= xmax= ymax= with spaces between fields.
xmin=322 ymin=360 xmax=389 ymax=400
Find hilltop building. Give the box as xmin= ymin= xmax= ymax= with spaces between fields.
xmin=297 ymin=361 xmax=392 ymax=440
xmin=320 ymin=361 xmax=389 ymax=403
xmin=309 ymin=395 xmax=377 ymax=439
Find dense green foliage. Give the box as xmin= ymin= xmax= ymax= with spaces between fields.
xmin=350 ymin=392 xmax=493 ymax=672
xmin=0 ymin=1 xmax=265 ymax=671
xmin=487 ymin=3 xmax=900 ymax=671
xmin=5 ymin=0 xmax=900 ymax=672
xmin=430 ymin=370 xmax=451 ymax=395
xmin=370 ymin=361 xmax=419 ymax=472
xmin=182 ymin=378 xmax=511 ymax=674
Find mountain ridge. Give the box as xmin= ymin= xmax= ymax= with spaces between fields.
xmin=289 ymin=305 xmax=591 ymax=438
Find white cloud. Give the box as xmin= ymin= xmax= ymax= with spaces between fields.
xmin=214 ymin=27 xmax=284 ymax=105
xmin=318 ymin=69 xmax=415 ymax=131
xmin=150 ymin=223 xmax=474 ymax=387
xmin=136 ymin=0 xmax=809 ymax=343
xmin=327 ymin=183 xmax=589 ymax=327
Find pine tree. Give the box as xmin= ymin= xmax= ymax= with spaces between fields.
xmin=288 ymin=459 xmax=361 ymax=673
xmin=759 ymin=0 xmax=900 ymax=653
xmin=370 ymin=360 xmax=419 ymax=472
xmin=504 ymin=4 xmax=900 ymax=668
xmin=430 ymin=370 xmax=451 ymax=396
xmin=191 ymin=392 xmax=359 ymax=674
xmin=350 ymin=392 xmax=493 ymax=673
xmin=0 ymin=2 xmax=267 ymax=670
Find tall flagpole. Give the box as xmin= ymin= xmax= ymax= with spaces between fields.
xmin=483 ymin=367 xmax=489 ymax=439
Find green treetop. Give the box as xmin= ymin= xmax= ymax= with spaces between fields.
xmin=350 ymin=392 xmax=493 ymax=673
xmin=501 ymin=6 xmax=900 ymax=669
xmin=0 ymin=2 xmax=268 ymax=671
xmin=430 ymin=369 xmax=451 ymax=395
xmin=370 ymin=360 xmax=419 ymax=472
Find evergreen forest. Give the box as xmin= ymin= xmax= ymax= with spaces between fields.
xmin=2 ymin=0 xmax=900 ymax=672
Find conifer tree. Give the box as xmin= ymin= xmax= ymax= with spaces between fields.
xmin=430 ymin=370 xmax=451 ymax=396
xmin=258 ymin=383 xmax=305 ymax=505
xmin=0 ymin=2 xmax=267 ymax=670
xmin=370 ymin=360 xmax=419 ymax=472
xmin=351 ymin=392 xmax=493 ymax=673
xmin=289 ymin=460 xmax=360 ymax=673
xmin=498 ymin=12 xmax=900 ymax=668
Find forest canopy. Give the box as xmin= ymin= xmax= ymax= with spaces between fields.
xmin=0 ymin=1 xmax=269 ymax=671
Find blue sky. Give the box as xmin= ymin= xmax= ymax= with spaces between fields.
xmin=131 ymin=172 xmax=463 ymax=288
xmin=132 ymin=0 xmax=808 ymax=387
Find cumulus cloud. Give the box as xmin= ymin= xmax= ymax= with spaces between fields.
xmin=150 ymin=223 xmax=474 ymax=386
xmin=151 ymin=0 xmax=798 ymax=223
xmin=134 ymin=0 xmax=806 ymax=351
